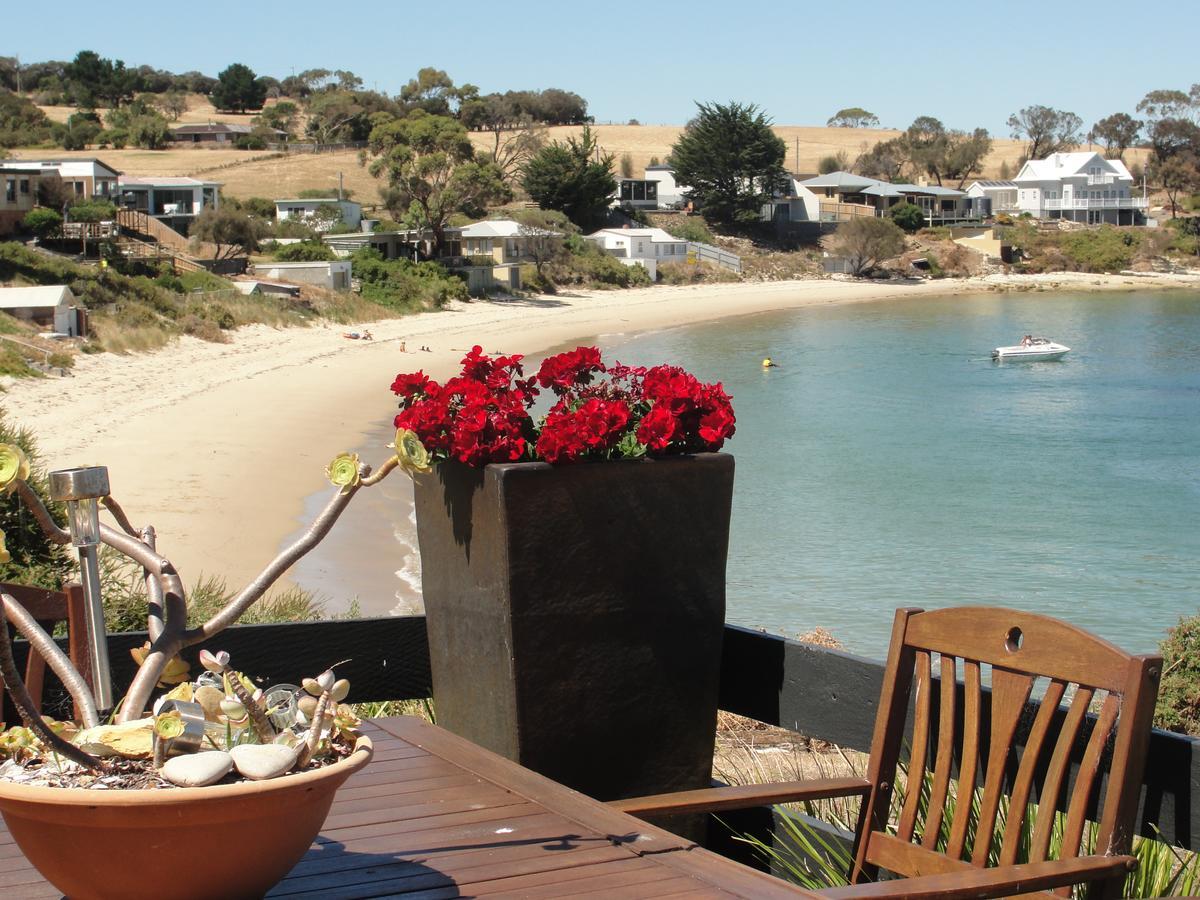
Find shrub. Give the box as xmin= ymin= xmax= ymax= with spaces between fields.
xmin=350 ymin=248 xmax=469 ymax=310
xmin=657 ymin=260 xmax=739 ymax=285
xmin=822 ymin=217 xmax=907 ymax=275
xmin=66 ymin=198 xmax=117 ymax=223
xmin=46 ymin=351 xmax=74 ymax=369
xmin=298 ymin=188 xmax=355 ymax=200
xmin=661 ymin=218 xmax=714 ymax=244
xmin=887 ymin=202 xmax=927 ymax=233
xmin=242 ymin=197 xmax=278 ymax=219
xmin=273 ymin=241 xmax=335 ymax=262
xmin=1058 ymin=226 xmax=1140 ymax=273
xmin=22 ymin=208 xmax=62 ymax=239
xmin=1156 ymin=613 xmax=1200 ymax=735
xmin=0 ymin=409 xmax=73 ymax=589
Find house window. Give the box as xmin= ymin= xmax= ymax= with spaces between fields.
xmin=73 ymin=181 xmax=84 ymax=196
xmin=19 ymin=179 xmax=29 ymax=195
xmin=4 ymin=178 xmax=14 ymax=202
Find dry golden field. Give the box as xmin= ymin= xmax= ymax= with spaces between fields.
xmin=20 ymin=103 xmax=1152 ymax=204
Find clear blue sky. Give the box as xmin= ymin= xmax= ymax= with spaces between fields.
xmin=5 ymin=0 xmax=1198 ymax=134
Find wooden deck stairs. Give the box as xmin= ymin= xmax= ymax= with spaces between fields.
xmin=114 ymin=209 xmax=223 ymax=275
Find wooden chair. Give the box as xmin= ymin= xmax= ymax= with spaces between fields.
xmin=611 ymin=606 xmax=1161 ymax=899
xmin=1 ymin=582 xmax=91 ymax=725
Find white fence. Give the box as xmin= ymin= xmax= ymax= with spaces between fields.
xmin=687 ymin=241 xmax=741 ymax=274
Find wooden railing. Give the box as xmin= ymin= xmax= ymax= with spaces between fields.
xmin=115 ymin=209 xmax=192 ymax=252
xmin=16 ymin=616 xmax=1200 ymax=850
xmin=818 ymin=201 xmax=877 ymax=223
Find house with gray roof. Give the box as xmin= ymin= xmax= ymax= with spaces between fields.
xmin=771 ymin=171 xmax=985 ymax=226
xmin=169 ymin=123 xmax=287 ymax=144
xmin=965 ymin=180 xmax=1018 ymax=214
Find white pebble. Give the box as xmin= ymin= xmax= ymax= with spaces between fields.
xmin=230 ymin=743 xmax=298 ymax=780
xmin=161 ymin=751 xmax=233 ymax=787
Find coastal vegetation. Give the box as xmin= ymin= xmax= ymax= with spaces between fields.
xmin=0 ymin=243 xmax=390 ymax=356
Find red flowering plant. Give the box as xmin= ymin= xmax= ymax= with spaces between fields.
xmin=390 ymin=345 xmax=735 ymax=468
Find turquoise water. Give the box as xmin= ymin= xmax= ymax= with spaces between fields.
xmin=294 ymin=289 xmax=1200 ymax=660
xmin=603 ymin=290 xmax=1200 ymax=657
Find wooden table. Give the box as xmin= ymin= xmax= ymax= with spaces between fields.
xmin=3 ymin=716 xmax=819 ymax=899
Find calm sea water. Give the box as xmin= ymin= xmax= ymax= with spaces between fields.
xmin=293 ymin=289 xmax=1200 ymax=659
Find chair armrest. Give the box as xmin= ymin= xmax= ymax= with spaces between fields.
xmin=816 ymin=854 xmax=1136 ymax=899
xmin=608 ymin=777 xmax=872 ymax=817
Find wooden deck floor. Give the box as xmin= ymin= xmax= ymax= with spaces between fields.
xmin=2 ymin=717 xmax=818 ymax=899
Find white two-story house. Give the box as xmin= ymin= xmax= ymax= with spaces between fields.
xmin=1013 ymin=152 xmax=1146 ymax=225
xmin=586 ymin=227 xmax=688 ymax=280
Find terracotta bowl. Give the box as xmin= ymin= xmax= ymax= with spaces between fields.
xmin=0 ymin=736 xmax=372 ymax=900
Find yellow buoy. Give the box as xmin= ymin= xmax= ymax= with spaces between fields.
xmin=762 ymin=357 xmax=774 ymax=368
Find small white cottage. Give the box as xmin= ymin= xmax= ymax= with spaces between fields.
xmin=0 ymin=285 xmax=80 ymax=335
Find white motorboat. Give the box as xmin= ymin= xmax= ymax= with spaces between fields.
xmin=992 ymin=338 xmax=1070 ymax=361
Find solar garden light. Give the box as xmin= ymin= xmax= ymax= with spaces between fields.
xmin=49 ymin=466 xmax=114 ymax=711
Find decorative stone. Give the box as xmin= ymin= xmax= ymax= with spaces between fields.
xmin=230 ymin=743 xmax=297 ymax=781
xmin=160 ymin=751 xmax=233 ymax=787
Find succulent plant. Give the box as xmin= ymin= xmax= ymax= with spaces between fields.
xmin=0 ymin=436 xmax=412 ymax=778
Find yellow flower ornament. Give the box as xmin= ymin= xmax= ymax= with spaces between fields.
xmin=0 ymin=444 xmax=30 ymax=494
xmin=326 ymin=452 xmax=362 ymax=493
xmin=394 ymin=429 xmax=431 ymax=475
xmin=0 ymin=528 xmax=9 ymax=565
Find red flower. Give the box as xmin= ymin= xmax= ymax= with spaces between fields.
xmin=389 ymin=345 xmax=733 ymax=466
xmin=636 ymin=404 xmax=678 ymax=451
xmin=536 ymin=347 xmax=604 ymax=393
xmin=390 ymin=371 xmax=434 ymax=401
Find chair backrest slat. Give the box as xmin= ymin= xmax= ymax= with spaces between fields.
xmin=945 ymin=659 xmax=982 ymax=860
xmin=971 ymin=667 xmax=1035 ymax=865
xmin=895 ymin=649 xmax=932 ymax=843
xmin=1029 ymin=686 xmax=1095 ymax=861
xmin=920 ymin=653 xmax=959 ymax=850
xmin=1059 ymin=693 xmax=1120 ymax=858
xmin=998 ymin=679 xmax=1066 ymax=865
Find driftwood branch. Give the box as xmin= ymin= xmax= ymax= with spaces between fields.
xmin=185 ymin=461 xmax=394 ymax=644
xmin=0 ymin=596 xmax=103 ymax=770
xmin=99 ymin=495 xmax=139 ymax=538
xmin=2 ymin=593 xmax=99 ymax=728
xmin=14 ymin=482 xmax=70 ymax=545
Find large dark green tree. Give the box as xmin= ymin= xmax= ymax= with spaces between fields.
xmin=367 ymin=110 xmax=509 ymax=256
xmin=211 ymin=63 xmax=268 ymax=112
xmin=670 ymin=101 xmax=788 ymax=224
xmin=521 ymin=125 xmax=616 ymax=231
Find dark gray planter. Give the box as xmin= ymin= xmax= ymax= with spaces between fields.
xmin=413 ymin=453 xmax=734 ymax=802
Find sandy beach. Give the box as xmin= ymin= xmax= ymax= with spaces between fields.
xmin=3 ymin=271 xmax=1196 ymax=604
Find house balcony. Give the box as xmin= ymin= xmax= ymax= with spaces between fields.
xmin=1087 ymin=174 xmax=1119 ymax=185
xmin=818 ymin=201 xmax=876 ymax=223
xmin=1043 ymin=197 xmax=1148 ymax=210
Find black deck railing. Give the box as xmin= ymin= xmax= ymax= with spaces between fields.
xmin=17 ymin=616 xmax=1200 ymax=850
